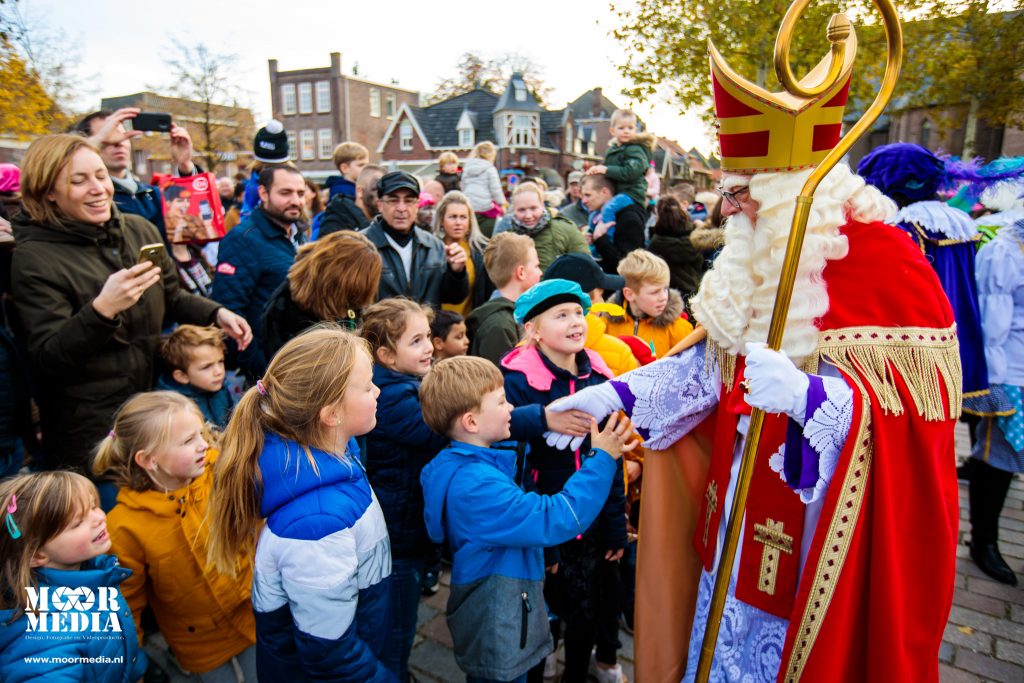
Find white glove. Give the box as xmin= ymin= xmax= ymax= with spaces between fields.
xmin=545 ymin=431 xmax=583 ymax=452
xmin=742 ymin=342 xmax=809 ymax=420
xmin=543 ymin=382 xmax=624 ymax=451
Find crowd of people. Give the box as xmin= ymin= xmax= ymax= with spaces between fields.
xmin=0 ymin=55 xmax=1022 ymax=683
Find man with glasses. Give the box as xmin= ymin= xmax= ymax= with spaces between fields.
xmin=544 ymin=24 xmax=960 ymax=683
xmin=361 ymin=171 xmax=467 ymax=306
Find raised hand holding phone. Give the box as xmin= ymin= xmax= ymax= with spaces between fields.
xmin=92 ymin=262 xmax=162 ymax=320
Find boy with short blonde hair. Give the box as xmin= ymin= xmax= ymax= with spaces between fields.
xmin=156 ymin=324 xmax=234 ymax=428
xmin=420 ymin=355 xmax=634 ymax=683
xmin=466 ymin=233 xmax=543 ymax=365
xmin=435 ymin=151 xmax=462 ymax=193
xmin=599 ymin=249 xmax=693 ymax=358
xmin=318 ymin=141 xmax=372 ymax=237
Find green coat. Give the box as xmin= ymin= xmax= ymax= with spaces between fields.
xmin=604 ymin=132 xmax=656 ymax=205
xmin=515 ymin=215 xmax=589 ymax=272
xmin=11 ymin=208 xmax=220 ymax=469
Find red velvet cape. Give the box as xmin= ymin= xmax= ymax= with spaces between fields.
xmin=633 ymin=221 xmax=960 ymax=682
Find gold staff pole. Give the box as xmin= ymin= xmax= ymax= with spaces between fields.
xmin=695 ymin=1 xmax=902 ymax=680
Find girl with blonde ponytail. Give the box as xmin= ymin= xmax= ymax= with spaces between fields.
xmin=206 ymin=324 xmax=395 ymax=682
xmin=92 ymin=391 xmax=257 ymax=682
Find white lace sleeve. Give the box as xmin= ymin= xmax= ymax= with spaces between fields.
xmin=768 ymin=374 xmax=854 ymax=504
xmin=622 ymin=340 xmax=721 ymax=450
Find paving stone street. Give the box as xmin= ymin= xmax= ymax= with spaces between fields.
xmin=146 ymin=424 xmax=1022 ymax=682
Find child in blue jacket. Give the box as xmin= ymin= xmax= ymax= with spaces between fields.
xmin=361 ymin=298 xmax=450 ymax=681
xmin=420 ymin=356 xmax=635 ymax=683
xmin=206 ymin=326 xmax=396 ymax=682
xmin=500 ymin=279 xmax=630 ymax=683
xmin=0 ymin=471 xmax=147 ymax=683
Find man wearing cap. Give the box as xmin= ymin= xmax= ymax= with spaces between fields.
xmin=360 ymin=171 xmax=468 ymax=307
xmin=77 ymin=108 xmax=201 ymax=236
xmin=544 ymin=19 xmax=959 ymax=683
xmin=559 ymin=171 xmax=589 ymax=227
xmin=212 ymin=164 xmax=307 ymax=379
xmin=580 ymin=174 xmax=647 ymax=275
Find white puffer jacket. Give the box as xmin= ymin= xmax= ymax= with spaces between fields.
xmin=461 ymin=158 xmax=505 ymax=212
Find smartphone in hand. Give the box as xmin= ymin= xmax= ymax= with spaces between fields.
xmin=127 ymin=113 xmax=172 ymax=133
xmin=137 ymin=243 xmax=165 ymax=268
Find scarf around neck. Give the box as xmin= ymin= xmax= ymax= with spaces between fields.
xmin=510 ymin=210 xmax=552 ymax=237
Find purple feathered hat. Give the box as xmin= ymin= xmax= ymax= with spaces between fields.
xmin=857 ymin=143 xmax=1024 ymax=206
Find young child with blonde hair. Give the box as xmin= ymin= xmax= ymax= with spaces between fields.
xmin=92 ymin=391 xmax=256 ymax=682
xmin=360 ymin=298 xmax=449 ymax=681
xmin=435 ymin=151 xmax=462 ymax=193
xmin=463 ymin=141 xmax=506 ymax=236
xmin=206 ymin=325 xmax=395 ymax=682
xmin=0 ymin=471 xmax=148 ymax=682
xmin=500 ymin=279 xmax=629 ymax=683
xmin=420 ymin=356 xmax=635 ymax=683
xmin=601 ymin=249 xmax=694 ymax=358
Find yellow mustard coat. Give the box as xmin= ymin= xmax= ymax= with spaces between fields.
xmin=600 ymin=289 xmax=694 ymax=359
xmin=106 ymin=450 xmax=255 ymax=673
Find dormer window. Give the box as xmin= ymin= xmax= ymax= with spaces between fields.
xmin=459 ymin=127 xmax=474 ymax=147
xmin=505 ymin=113 xmax=538 ymax=147
xmin=514 ymin=81 xmax=527 ymax=102
xmin=456 ymin=109 xmax=476 ymax=148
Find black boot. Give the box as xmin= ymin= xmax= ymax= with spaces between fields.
xmin=968 ymin=459 xmax=1018 ymax=586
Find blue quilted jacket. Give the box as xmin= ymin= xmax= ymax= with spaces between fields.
xmin=252 ymin=433 xmax=396 ymax=682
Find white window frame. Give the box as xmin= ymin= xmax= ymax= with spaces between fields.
xmin=318 ymin=129 xmax=333 ymax=159
xmin=370 ymin=88 xmax=381 ymax=117
xmin=507 ymin=113 xmax=538 ymax=147
xmin=300 ymin=129 xmax=315 ymax=160
xmin=458 ymin=127 xmax=474 ymax=148
xmin=286 ymin=131 xmax=298 ymax=160
xmin=385 ymin=93 xmax=397 ymax=118
xmin=400 ymin=121 xmax=413 ymax=151
xmin=564 ymin=123 xmax=573 ymax=153
xmin=315 ymin=81 xmax=331 ymax=113
xmin=298 ymin=83 xmax=313 ymax=115
xmin=281 ymin=84 xmax=296 ymax=115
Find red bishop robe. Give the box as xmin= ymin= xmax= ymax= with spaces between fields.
xmin=633 ymin=220 xmax=961 ymax=682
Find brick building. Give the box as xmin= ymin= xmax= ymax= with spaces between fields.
xmin=267 ymin=52 xmax=419 ymax=179
xmin=378 ymin=75 xmax=640 ymax=185
xmin=100 ymin=92 xmax=256 ymax=178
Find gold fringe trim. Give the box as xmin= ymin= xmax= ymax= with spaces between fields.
xmin=706 ymin=338 xmax=737 ymax=388
xmin=817 ymin=324 xmax=962 ymax=422
xmin=784 ymin=390 xmax=873 ymax=681
xmin=910 ymin=222 xmax=982 ymax=247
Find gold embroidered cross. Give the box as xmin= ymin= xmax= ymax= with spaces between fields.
xmin=702 ymin=482 xmax=718 ymax=546
xmin=753 ymin=518 xmax=794 ymax=596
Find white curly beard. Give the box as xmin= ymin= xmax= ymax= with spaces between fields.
xmin=689 ymin=164 xmax=896 ymax=363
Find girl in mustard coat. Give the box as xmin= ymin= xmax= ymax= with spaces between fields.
xmin=94 ymin=391 xmax=256 ymax=682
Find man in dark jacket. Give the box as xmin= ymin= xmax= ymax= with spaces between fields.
xmin=582 ymin=174 xmax=648 ymax=275
xmin=79 ymin=108 xmax=202 ymax=236
xmin=360 ymin=172 xmax=468 ymax=307
xmin=212 ymin=165 xmax=307 ymax=378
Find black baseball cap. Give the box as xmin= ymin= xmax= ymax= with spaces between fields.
xmin=543 ymin=253 xmax=625 ymax=292
xmin=376 ymin=171 xmax=420 ymax=197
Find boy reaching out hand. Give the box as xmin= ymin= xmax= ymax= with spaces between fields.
xmin=420 ymin=356 xmax=635 ymax=683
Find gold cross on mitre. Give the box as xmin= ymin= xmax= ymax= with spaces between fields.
xmin=753 ymin=518 xmax=794 ymax=595
xmin=703 ymin=481 xmax=718 ymax=546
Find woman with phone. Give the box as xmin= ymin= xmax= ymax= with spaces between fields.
xmin=10 ymin=134 xmax=252 ymax=482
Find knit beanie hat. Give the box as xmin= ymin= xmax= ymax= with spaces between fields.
xmin=253 ymin=120 xmax=288 ymax=163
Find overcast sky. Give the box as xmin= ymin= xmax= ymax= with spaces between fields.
xmin=25 ymin=0 xmax=712 ymax=153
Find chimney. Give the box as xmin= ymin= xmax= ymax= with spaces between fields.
xmin=330 ymin=52 xmax=341 ymax=77
xmin=268 ymin=59 xmax=278 ymax=78
xmin=592 ymin=87 xmax=603 ymax=118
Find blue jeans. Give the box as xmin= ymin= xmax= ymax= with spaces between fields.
xmin=600 ymin=193 xmax=639 ymax=224
xmin=467 ymin=675 xmax=527 ymax=683
xmin=381 ymin=557 xmax=424 ymax=681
